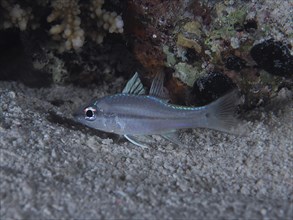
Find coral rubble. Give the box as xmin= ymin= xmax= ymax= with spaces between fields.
xmin=126 ymin=0 xmax=292 ymax=107
xmin=0 ymin=0 xmax=292 ymax=109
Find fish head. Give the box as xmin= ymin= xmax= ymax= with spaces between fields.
xmin=73 ymin=100 xmax=108 ymax=131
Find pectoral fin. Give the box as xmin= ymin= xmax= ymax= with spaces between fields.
xmin=122 ymin=72 xmax=145 ymax=95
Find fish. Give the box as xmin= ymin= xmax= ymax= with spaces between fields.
xmin=74 ymin=72 xmax=243 ymax=148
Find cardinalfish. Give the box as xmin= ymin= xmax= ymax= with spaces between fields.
xmin=74 ymin=72 xmax=243 ymax=148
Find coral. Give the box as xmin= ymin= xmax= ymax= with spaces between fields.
xmin=47 ymin=0 xmax=84 ymax=51
xmin=89 ymin=0 xmax=124 ymax=44
xmin=47 ymin=0 xmax=124 ymax=51
xmin=0 ymin=0 xmax=33 ymax=30
xmin=0 ymin=0 xmax=124 ymax=52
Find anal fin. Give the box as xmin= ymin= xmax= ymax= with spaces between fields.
xmin=161 ymin=131 xmax=185 ymax=147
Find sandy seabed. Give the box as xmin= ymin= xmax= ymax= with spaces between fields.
xmin=0 ymin=80 xmax=292 ymax=219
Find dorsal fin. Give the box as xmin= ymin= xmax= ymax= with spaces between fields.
xmin=122 ymin=72 xmax=145 ymax=95
xmin=149 ymin=72 xmax=169 ymax=99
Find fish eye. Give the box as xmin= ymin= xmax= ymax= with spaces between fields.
xmin=84 ymin=107 xmax=96 ymax=121
xmin=86 ymin=109 xmax=93 ymax=117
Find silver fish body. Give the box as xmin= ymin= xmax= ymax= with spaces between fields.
xmin=74 ymin=72 xmax=241 ymax=147
xmin=74 ymin=93 xmax=211 ymax=135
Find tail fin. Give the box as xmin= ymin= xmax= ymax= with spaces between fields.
xmin=204 ymin=90 xmax=247 ymax=135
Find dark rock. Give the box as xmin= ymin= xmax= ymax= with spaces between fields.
xmin=250 ymin=39 xmax=293 ymax=77
xmin=224 ymin=55 xmax=247 ymax=71
xmin=191 ymin=71 xmax=236 ymax=105
xmin=185 ymin=48 xmax=200 ymax=64
xmin=244 ymin=19 xmax=257 ymax=32
xmin=234 ymin=22 xmax=244 ymax=32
